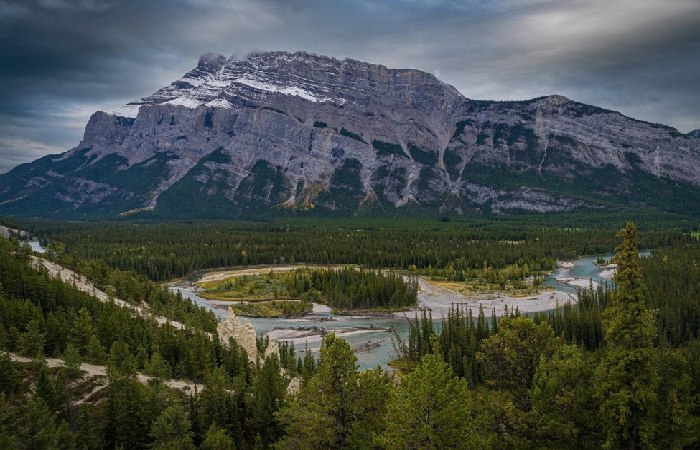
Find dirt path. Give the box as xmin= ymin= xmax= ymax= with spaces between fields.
xmin=9 ymin=353 xmax=202 ymax=400
xmin=31 ymin=256 xmax=192 ymax=332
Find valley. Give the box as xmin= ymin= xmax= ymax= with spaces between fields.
xmin=1 ymin=215 xmax=699 ymax=448
xmin=168 ymin=252 xmax=602 ymax=369
xmin=2 ymin=1 xmax=699 ymax=448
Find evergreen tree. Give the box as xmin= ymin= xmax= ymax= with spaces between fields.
xmin=380 ymin=352 xmax=490 ymax=449
xmin=477 ymin=316 xmax=559 ymax=410
xmin=108 ymin=341 xmax=136 ymax=375
xmin=594 ymin=223 xmax=659 ymax=449
xmin=150 ymin=403 xmax=196 ymax=450
xmin=248 ymin=353 xmax=286 ymax=447
xmin=18 ymin=318 xmax=45 ymax=358
xmin=199 ymin=367 xmax=242 ymax=447
xmin=276 ymin=334 xmax=380 ymax=449
xmin=15 ymin=397 xmax=75 ymax=450
xmin=0 ymin=395 xmax=17 ymax=449
xmin=103 ymin=374 xmax=149 ymax=450
xmin=76 ymin=404 xmax=102 ymax=450
xmin=85 ymin=334 xmax=106 ymax=364
xmin=202 ymin=424 xmax=235 ymax=450
xmin=145 ymin=348 xmax=172 ymax=380
xmin=62 ymin=343 xmax=82 ymax=379
xmin=0 ymin=352 xmax=20 ymax=398
xmin=528 ymin=344 xmax=601 ymax=449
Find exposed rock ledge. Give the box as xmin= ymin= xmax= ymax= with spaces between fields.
xmin=217 ymin=307 xmax=279 ymax=363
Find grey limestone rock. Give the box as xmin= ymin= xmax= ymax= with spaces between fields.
xmin=1 ymin=50 xmax=699 ymax=218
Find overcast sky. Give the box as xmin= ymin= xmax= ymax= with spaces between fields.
xmin=1 ymin=0 xmax=699 ymax=173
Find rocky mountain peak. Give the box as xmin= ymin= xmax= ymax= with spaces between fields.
xmin=197 ymin=52 xmax=227 ymax=69
xmin=1 ymin=50 xmax=699 ymax=219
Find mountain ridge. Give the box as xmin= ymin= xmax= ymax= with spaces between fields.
xmin=1 ymin=50 xmax=699 ymax=219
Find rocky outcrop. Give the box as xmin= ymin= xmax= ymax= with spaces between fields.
xmin=217 ymin=308 xmax=279 ymax=363
xmin=1 ymin=50 xmax=699 ymax=218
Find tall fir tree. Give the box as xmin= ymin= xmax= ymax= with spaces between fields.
xmin=380 ymin=351 xmax=491 ymax=449
xmin=275 ymin=334 xmax=385 ymax=450
xmin=594 ymin=223 xmax=658 ymax=449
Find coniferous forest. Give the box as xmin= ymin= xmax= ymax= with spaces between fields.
xmin=0 ymin=217 xmax=699 ymax=449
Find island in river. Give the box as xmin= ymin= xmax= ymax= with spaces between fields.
xmin=169 ymin=255 xmax=614 ymax=369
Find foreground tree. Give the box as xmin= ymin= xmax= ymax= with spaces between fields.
xmin=201 ymin=424 xmax=235 ymax=450
xmin=247 ymin=353 xmax=287 ymax=447
xmin=528 ymin=344 xmax=601 ymax=449
xmin=150 ymin=404 xmax=196 ymax=450
xmin=380 ymin=351 xmax=491 ymax=449
xmin=477 ymin=316 xmax=559 ymax=410
xmin=594 ymin=223 xmax=658 ymax=449
xmin=275 ymin=334 xmax=388 ymax=449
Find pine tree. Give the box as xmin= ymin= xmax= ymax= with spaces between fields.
xmin=380 ymin=352 xmax=490 ymax=449
xmin=62 ymin=343 xmax=82 ymax=379
xmin=150 ymin=404 xmax=196 ymax=450
xmin=275 ymin=334 xmax=381 ymax=449
xmin=528 ymin=344 xmax=600 ymax=448
xmin=145 ymin=348 xmax=172 ymax=380
xmin=85 ymin=333 xmax=106 ymax=364
xmin=0 ymin=352 xmax=20 ymax=398
xmin=18 ymin=318 xmax=45 ymax=358
xmin=477 ymin=316 xmax=558 ymax=410
xmin=248 ymin=353 xmax=286 ymax=447
xmin=15 ymin=396 xmax=75 ymax=450
xmin=594 ymin=223 xmax=658 ymax=449
xmin=199 ymin=367 xmax=242 ymax=446
xmin=201 ymin=424 xmax=235 ymax=450
xmin=104 ymin=374 xmax=149 ymax=450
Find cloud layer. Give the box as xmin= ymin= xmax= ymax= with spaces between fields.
xmin=1 ymin=0 xmax=698 ymax=172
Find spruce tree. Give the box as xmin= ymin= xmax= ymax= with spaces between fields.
xmin=150 ymin=404 xmax=196 ymax=450
xmin=380 ymin=352 xmax=490 ymax=449
xmin=248 ymin=353 xmax=286 ymax=447
xmin=202 ymin=424 xmax=235 ymax=450
xmin=275 ymin=334 xmax=383 ymax=449
xmin=477 ymin=316 xmax=558 ymax=410
xmin=594 ymin=223 xmax=658 ymax=449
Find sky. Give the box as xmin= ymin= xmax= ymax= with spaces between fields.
xmin=1 ymin=0 xmax=699 ymax=173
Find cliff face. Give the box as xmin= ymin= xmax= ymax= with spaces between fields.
xmin=1 ymin=51 xmax=699 ymax=219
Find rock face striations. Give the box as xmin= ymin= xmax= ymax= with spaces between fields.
xmin=1 ymin=51 xmax=699 ymax=219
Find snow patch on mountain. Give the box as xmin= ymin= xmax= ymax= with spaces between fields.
xmin=108 ymin=51 xmax=348 ymax=118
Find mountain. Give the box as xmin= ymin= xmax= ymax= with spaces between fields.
xmin=689 ymin=129 xmax=700 ymax=138
xmin=1 ymin=50 xmax=699 ymax=219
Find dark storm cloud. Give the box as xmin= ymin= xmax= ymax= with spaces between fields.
xmin=1 ymin=0 xmax=699 ymax=172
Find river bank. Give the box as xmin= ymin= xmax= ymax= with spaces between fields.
xmin=168 ymin=254 xmax=617 ymax=369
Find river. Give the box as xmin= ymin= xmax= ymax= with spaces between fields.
xmin=170 ymin=254 xmax=619 ymax=370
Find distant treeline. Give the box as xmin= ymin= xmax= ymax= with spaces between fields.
xmin=24 ymin=217 xmax=693 ymax=281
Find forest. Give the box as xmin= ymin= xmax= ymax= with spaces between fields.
xmin=0 ymin=218 xmax=699 ymax=449
xmin=21 ymin=215 xmax=694 ymax=282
